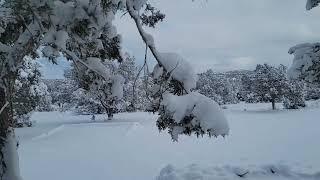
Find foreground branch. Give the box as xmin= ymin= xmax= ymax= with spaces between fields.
xmin=126 ymin=0 xmax=163 ymax=67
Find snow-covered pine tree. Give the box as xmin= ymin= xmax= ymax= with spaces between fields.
xmin=287 ymin=1 xmax=320 ymax=83
xmin=288 ymin=43 xmax=320 ymax=84
xmin=252 ymin=64 xmax=288 ymax=110
xmin=13 ymin=57 xmax=50 ymax=127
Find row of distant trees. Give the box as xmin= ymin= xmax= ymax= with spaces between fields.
xmin=197 ymin=64 xmax=320 ymax=110
xmin=16 ymin=58 xmax=320 ymax=128
xmin=40 ymin=62 xmax=320 ymax=119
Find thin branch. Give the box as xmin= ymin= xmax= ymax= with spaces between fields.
xmin=126 ymin=0 xmax=163 ymax=67
xmin=132 ymin=43 xmax=148 ymax=106
xmin=0 ymin=101 xmax=9 ymax=116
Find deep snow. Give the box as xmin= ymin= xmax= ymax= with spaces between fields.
xmin=16 ymin=102 xmax=320 ymax=180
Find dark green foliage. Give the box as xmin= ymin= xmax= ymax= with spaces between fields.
xmin=141 ymin=4 xmax=165 ymax=28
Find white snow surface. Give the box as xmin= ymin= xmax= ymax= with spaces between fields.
xmin=157 ymin=164 xmax=320 ymax=180
xmin=16 ymin=102 xmax=320 ymax=180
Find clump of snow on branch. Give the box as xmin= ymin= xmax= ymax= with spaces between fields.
xmin=288 ymin=43 xmax=320 ymax=83
xmin=111 ymin=74 xmax=125 ymax=99
xmin=159 ymin=92 xmax=229 ymax=141
xmin=158 ymin=53 xmax=197 ymax=92
xmin=85 ymin=58 xmax=111 ymax=80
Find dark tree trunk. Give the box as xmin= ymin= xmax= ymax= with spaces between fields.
xmin=0 ymin=86 xmax=22 ymax=180
xmin=271 ymin=99 xmax=276 ymax=110
xmin=0 ymin=87 xmax=9 ymax=142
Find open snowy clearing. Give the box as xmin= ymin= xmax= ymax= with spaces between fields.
xmin=16 ymin=102 xmax=320 ymax=180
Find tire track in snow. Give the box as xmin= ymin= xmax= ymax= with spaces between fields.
xmin=125 ymin=122 xmax=141 ymax=136
xmin=31 ymin=125 xmax=65 ymax=141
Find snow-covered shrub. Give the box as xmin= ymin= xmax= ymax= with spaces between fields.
xmin=283 ymin=80 xmax=306 ymax=109
xmin=197 ymin=69 xmax=239 ymax=105
xmin=304 ymin=83 xmax=320 ymax=100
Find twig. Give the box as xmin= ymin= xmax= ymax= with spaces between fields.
xmin=132 ymin=43 xmax=148 ymax=107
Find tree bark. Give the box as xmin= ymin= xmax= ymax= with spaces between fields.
xmin=271 ymin=99 xmax=276 ymax=110
xmin=0 ymin=87 xmax=22 ymax=180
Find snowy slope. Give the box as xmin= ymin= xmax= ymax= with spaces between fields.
xmin=16 ymin=103 xmax=320 ymax=180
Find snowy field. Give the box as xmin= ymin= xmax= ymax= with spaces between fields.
xmin=16 ymin=102 xmax=320 ymax=180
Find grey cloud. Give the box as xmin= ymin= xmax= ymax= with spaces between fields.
xmin=115 ymin=0 xmax=320 ymax=73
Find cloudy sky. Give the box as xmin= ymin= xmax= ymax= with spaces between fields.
xmin=41 ymin=0 xmax=320 ymax=79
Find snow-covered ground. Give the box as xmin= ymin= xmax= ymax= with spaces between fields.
xmin=16 ymin=101 xmax=320 ymax=180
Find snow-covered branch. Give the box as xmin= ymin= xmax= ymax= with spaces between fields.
xmin=306 ymin=0 xmax=320 ymax=10
xmin=0 ymin=101 xmax=9 ymax=115
xmin=126 ymin=0 xmax=162 ymax=67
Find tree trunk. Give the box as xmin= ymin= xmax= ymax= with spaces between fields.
xmin=107 ymin=112 xmax=113 ymax=120
xmin=271 ymin=99 xmax=276 ymax=110
xmin=0 ymin=87 xmax=22 ymax=180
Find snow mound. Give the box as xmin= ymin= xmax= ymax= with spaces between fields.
xmin=156 ymin=164 xmax=320 ymax=180
xmin=160 ymin=92 xmax=229 ymax=140
xmin=307 ymin=99 xmax=320 ymax=108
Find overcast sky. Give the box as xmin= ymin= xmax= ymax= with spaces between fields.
xmin=41 ymin=0 xmax=320 ymax=79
